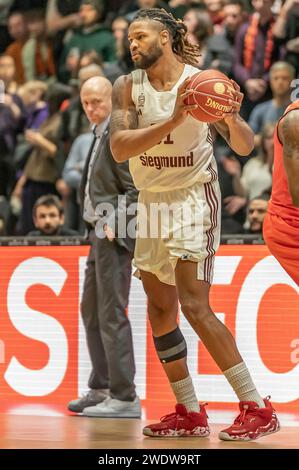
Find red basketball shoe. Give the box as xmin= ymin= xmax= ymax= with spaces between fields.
xmin=143 ymin=403 xmax=210 ymax=438
xmin=219 ymin=397 xmax=280 ymax=441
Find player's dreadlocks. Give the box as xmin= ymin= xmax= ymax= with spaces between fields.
xmin=132 ymin=8 xmax=201 ymax=67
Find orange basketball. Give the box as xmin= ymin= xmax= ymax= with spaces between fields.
xmin=185 ymin=70 xmax=236 ymax=123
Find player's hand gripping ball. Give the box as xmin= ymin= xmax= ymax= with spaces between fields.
xmin=185 ymin=70 xmax=243 ymax=123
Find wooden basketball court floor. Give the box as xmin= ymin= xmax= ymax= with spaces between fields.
xmin=1 ymin=410 xmax=299 ymax=449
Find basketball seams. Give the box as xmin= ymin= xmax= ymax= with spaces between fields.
xmin=190 ymin=103 xmax=220 ymax=120
xmin=187 ymin=93 xmax=229 ymax=121
xmin=192 ymin=89 xmax=234 ymax=103
xmin=186 ymin=70 xmax=234 ymax=122
xmin=192 ymin=78 xmax=234 ymax=103
xmin=189 ymin=70 xmax=204 ymax=91
xmin=188 ymin=72 xmax=234 ymax=98
xmin=194 ymin=76 xmax=233 ymax=89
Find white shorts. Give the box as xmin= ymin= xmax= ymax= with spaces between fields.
xmin=134 ymin=179 xmax=221 ymax=285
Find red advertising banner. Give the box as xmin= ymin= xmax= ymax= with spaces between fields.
xmin=0 ymin=245 xmax=298 ymax=418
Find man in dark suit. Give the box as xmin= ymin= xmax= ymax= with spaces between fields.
xmin=67 ymin=76 xmax=140 ymax=418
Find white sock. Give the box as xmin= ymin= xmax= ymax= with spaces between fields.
xmin=170 ymin=375 xmax=200 ymax=413
xmin=224 ymin=362 xmax=264 ymax=408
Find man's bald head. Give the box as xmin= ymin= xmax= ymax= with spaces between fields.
xmin=81 ymin=75 xmax=112 ymax=94
xmin=81 ymin=76 xmax=112 ymax=125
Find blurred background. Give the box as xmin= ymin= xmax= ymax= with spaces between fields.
xmin=0 ymin=0 xmax=298 ymax=238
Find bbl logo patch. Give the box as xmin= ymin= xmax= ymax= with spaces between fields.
xmin=138 ymin=93 xmax=145 ymax=108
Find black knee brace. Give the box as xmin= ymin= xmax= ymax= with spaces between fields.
xmin=153 ymin=327 xmax=187 ymax=363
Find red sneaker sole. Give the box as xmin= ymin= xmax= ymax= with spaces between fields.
xmin=143 ymin=426 xmax=210 ymax=438
xmin=218 ymin=419 xmax=280 ymax=441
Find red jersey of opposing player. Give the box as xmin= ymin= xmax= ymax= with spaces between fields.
xmin=263 ymin=99 xmax=299 ymax=285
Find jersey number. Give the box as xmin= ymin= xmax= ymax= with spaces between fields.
xmin=150 ymin=124 xmax=174 ymax=145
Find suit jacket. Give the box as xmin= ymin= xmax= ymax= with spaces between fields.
xmin=79 ymin=123 xmax=138 ymax=253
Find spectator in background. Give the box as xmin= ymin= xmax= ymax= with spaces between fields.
xmin=183 ymin=9 xmax=213 ymax=68
xmin=122 ymin=0 xmax=170 ymax=22
xmin=0 ymin=217 xmax=5 ymax=235
xmin=0 ymin=53 xmax=18 ymax=93
xmin=273 ymin=0 xmax=299 ymax=77
xmin=203 ymin=0 xmax=225 ymax=31
xmin=218 ymin=154 xmax=247 ymax=234
xmin=5 ymin=11 xmax=29 ymax=84
xmin=249 ymin=61 xmax=295 ymax=146
xmin=22 ymin=8 xmax=56 ymax=82
xmin=112 ymin=16 xmax=129 ymax=60
xmin=62 ymin=130 xmax=94 ymax=232
xmin=46 ymin=0 xmax=82 ymax=63
xmin=62 ymin=131 xmax=94 ymax=194
xmin=27 ymin=194 xmax=78 ymax=236
xmin=19 ymin=83 xmax=71 ymax=234
xmin=66 ymin=50 xmax=105 ymax=84
xmin=18 ymin=80 xmax=49 ymax=130
xmin=73 ymin=32 xmax=133 ymax=85
xmin=168 ymin=0 xmax=193 ymax=18
xmin=241 ymin=122 xmax=274 ymax=200
xmin=183 ymin=6 xmax=207 ymax=45
xmin=0 ymin=54 xmax=25 ymax=197
xmin=0 ymin=0 xmax=14 ymax=52
xmin=59 ymin=0 xmax=116 ymax=83
xmin=204 ymin=0 xmax=247 ymax=76
xmin=107 ymin=0 xmax=126 ymax=11
xmin=103 ymin=24 xmax=134 ymax=82
xmin=245 ymin=193 xmax=269 ymax=234
xmin=13 ymin=80 xmax=49 ymax=170
xmin=10 ymin=0 xmax=48 ymax=12
xmin=64 ymin=48 xmax=84 ymax=84
xmin=79 ymin=50 xmax=103 ymax=70
xmin=78 ymin=63 xmax=104 ymax=83
xmin=0 ymin=195 xmax=11 ymax=235
xmin=233 ymin=0 xmax=281 ymax=119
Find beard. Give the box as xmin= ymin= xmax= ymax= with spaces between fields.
xmin=42 ymin=225 xmax=58 ymax=235
xmin=133 ymin=44 xmax=163 ymax=69
xmin=250 ymin=222 xmax=262 ymax=233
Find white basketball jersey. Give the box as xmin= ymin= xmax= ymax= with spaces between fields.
xmin=129 ymin=64 xmax=217 ymax=192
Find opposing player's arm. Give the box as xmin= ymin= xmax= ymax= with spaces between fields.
xmin=212 ymin=115 xmax=254 ymax=156
xmin=110 ymin=75 xmax=197 ymax=162
xmin=280 ymin=110 xmax=299 ymax=207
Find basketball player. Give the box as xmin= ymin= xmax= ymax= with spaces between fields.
xmin=263 ymin=99 xmax=299 ymax=285
xmin=110 ymin=8 xmax=280 ymax=441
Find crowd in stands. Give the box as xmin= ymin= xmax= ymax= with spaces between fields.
xmin=0 ymin=0 xmax=298 ymax=237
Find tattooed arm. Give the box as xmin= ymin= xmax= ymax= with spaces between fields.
xmin=280 ymin=110 xmax=299 ymax=207
xmin=110 ymin=74 xmax=196 ymax=162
